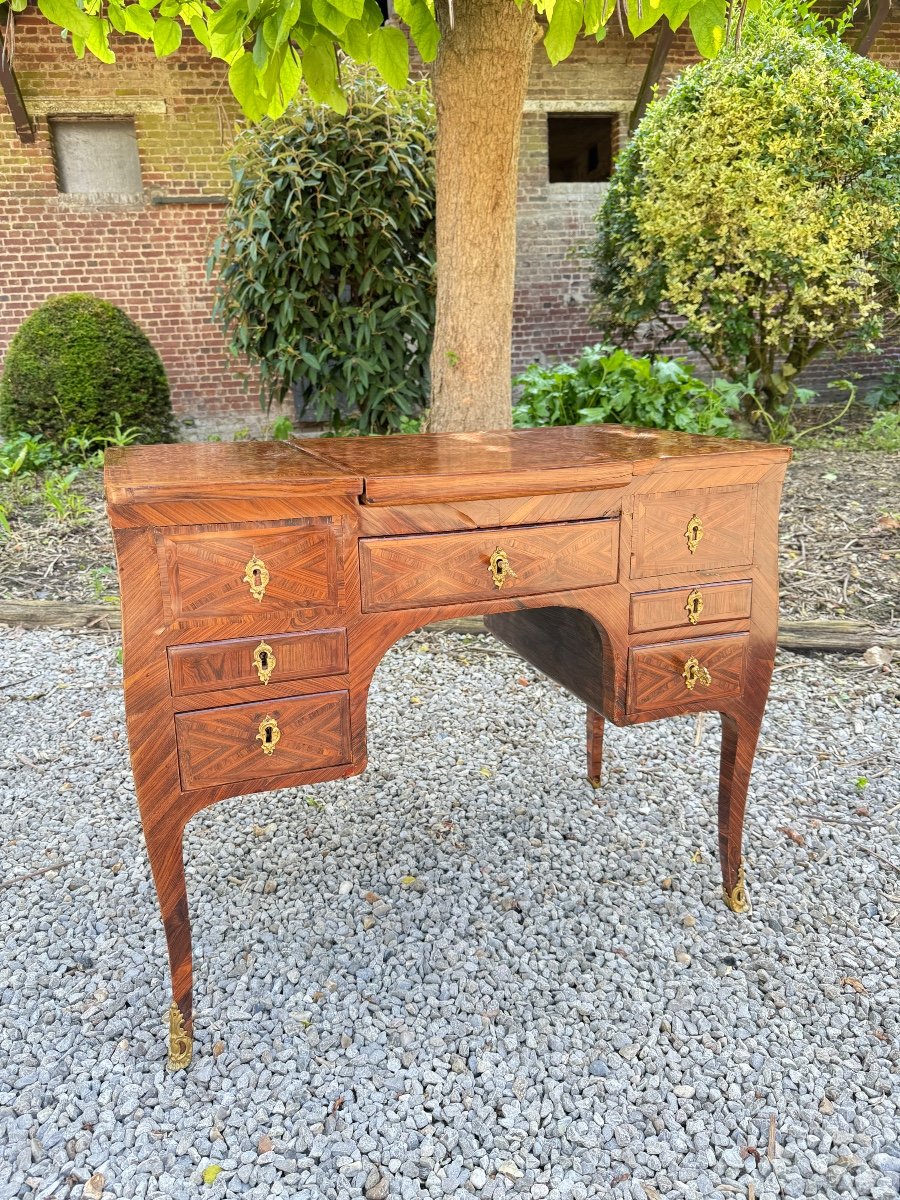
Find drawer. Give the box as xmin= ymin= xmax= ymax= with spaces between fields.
xmin=629 ymin=581 xmax=752 ymax=634
xmin=175 ymin=691 xmax=351 ymax=791
xmin=159 ymin=520 xmax=338 ymax=619
xmin=360 ymin=519 xmax=619 ymax=612
xmin=168 ymin=629 xmax=348 ymax=696
xmin=627 ymin=633 xmax=747 ymax=715
xmin=631 ymin=487 xmax=756 ymax=579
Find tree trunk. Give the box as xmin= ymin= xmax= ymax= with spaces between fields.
xmin=427 ymin=0 xmax=535 ymax=433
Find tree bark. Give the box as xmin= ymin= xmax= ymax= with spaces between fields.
xmin=427 ymin=0 xmax=535 ymax=433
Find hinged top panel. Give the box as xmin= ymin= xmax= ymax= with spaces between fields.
xmin=296 ymin=425 xmax=790 ymax=505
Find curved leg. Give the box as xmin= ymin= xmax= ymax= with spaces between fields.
xmin=586 ymin=707 xmax=604 ymax=789
xmin=143 ymin=815 xmax=194 ymax=1069
xmin=718 ymin=707 xmax=765 ymax=913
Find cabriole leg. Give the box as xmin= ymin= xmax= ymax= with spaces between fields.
xmin=143 ymin=816 xmax=194 ymax=1070
xmin=586 ymin=707 xmax=604 ymax=790
xmin=718 ymin=708 xmax=765 ymax=914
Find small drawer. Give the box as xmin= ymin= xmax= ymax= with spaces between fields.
xmin=360 ymin=519 xmax=619 ymax=612
xmin=627 ymin=633 xmax=747 ymax=715
xmin=175 ymin=691 xmax=351 ymax=791
xmin=631 ymin=487 xmax=757 ymax=579
xmin=159 ymin=520 xmax=338 ymax=620
xmin=168 ymin=629 xmax=348 ymax=697
xmin=629 ymin=581 xmax=752 ymax=634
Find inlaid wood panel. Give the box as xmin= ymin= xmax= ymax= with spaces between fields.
xmin=175 ymin=691 xmax=351 ymax=791
xmin=627 ymin=633 xmax=748 ymax=715
xmin=168 ymin=629 xmax=348 ymax=697
xmin=360 ymin=519 xmax=620 ymax=611
xmin=159 ymin=520 xmax=339 ymax=620
xmin=630 ymin=487 xmax=757 ymax=579
xmin=629 ymin=580 xmax=752 ymax=634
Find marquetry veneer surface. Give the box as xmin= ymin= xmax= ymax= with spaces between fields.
xmin=106 ymin=424 xmax=791 ymax=1070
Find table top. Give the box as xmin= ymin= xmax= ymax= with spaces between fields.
xmin=105 ymin=424 xmax=791 ymax=506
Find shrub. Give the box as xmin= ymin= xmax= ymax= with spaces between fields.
xmin=513 ymin=345 xmax=741 ymax=436
xmin=210 ymin=68 xmax=435 ymax=435
xmin=0 ymin=294 xmax=174 ymax=446
xmin=590 ymin=29 xmax=900 ymax=424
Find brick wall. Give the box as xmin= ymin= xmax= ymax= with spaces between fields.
xmin=0 ymin=11 xmax=261 ymax=432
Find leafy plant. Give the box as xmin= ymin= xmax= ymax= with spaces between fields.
xmin=513 ymin=345 xmax=742 ymax=436
xmin=859 ymin=408 xmax=900 ymax=451
xmin=0 ymin=502 xmax=11 ymax=538
xmin=210 ymin=69 xmax=435 ymax=435
xmin=0 ymin=432 xmax=59 ymax=479
xmin=268 ymin=416 xmax=294 ymax=441
xmin=863 ymin=369 xmax=900 ymax=411
xmin=0 ymin=295 xmax=174 ymax=448
xmin=86 ymin=566 xmax=120 ymax=604
xmin=591 ymin=28 xmax=900 ymax=427
xmin=42 ymin=470 xmax=90 ymax=524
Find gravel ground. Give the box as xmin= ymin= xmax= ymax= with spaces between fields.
xmin=1 ymin=630 xmax=898 ymax=1200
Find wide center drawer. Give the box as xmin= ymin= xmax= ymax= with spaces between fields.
xmin=175 ymin=691 xmax=351 ymax=791
xmin=168 ymin=629 xmax=348 ymax=696
xmin=360 ymin=519 xmax=620 ymax=612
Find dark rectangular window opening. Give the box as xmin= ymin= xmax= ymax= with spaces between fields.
xmin=49 ymin=116 xmax=142 ymax=197
xmin=547 ymin=113 xmax=616 ymax=183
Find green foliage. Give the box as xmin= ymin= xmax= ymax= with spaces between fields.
xmin=210 ymin=70 xmax=435 ymax=433
xmin=268 ymin=415 xmax=294 ymax=440
xmin=863 ymin=369 xmax=900 ymax=411
xmin=34 ymin=0 xmax=736 ymax=120
xmin=0 ymin=432 xmax=58 ymax=479
xmin=591 ymin=30 xmax=900 ymax=424
xmin=0 ymin=502 xmax=11 ymax=538
xmin=42 ymin=470 xmax=90 ymax=524
xmin=859 ymin=408 xmax=900 ymax=451
xmin=512 ymin=345 xmax=741 ymax=436
xmin=0 ymin=295 xmax=174 ymax=447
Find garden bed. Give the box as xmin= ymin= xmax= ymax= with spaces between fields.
xmin=1 ymin=449 xmax=898 ymax=628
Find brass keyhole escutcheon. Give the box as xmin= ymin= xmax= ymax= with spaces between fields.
xmin=488 ymin=547 xmax=517 ymax=591
xmin=685 ymin=514 xmax=704 ymax=555
xmin=256 ymin=715 xmax=281 ymax=755
xmin=243 ymin=555 xmax=270 ymax=602
xmin=253 ymin=641 xmax=275 ymax=685
xmin=685 ymin=588 xmax=704 ymax=625
xmin=682 ymin=656 xmax=712 ymax=691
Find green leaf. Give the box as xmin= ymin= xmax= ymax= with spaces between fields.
xmin=266 ymin=43 xmax=302 ymax=117
xmin=85 ymin=17 xmax=116 ymax=61
xmin=122 ymin=4 xmax=154 ymax=37
xmin=626 ymin=0 xmax=666 ymax=38
xmin=302 ymin=35 xmax=346 ymax=109
xmin=37 ymin=0 xmax=93 ymax=36
xmin=107 ymin=2 xmax=127 ymax=33
xmin=661 ymin=0 xmax=693 ymax=29
xmin=228 ymin=51 xmax=268 ymax=120
xmin=153 ymin=15 xmax=182 ymax=55
xmin=328 ymin=0 xmax=364 ymax=15
xmin=252 ymin=23 xmax=268 ymax=68
xmin=544 ymin=0 xmax=582 ymax=64
xmin=190 ymin=14 xmax=211 ymax=48
xmin=339 ymin=17 xmax=370 ymax=60
xmin=688 ymin=0 xmax=726 ymax=56
xmin=313 ymin=0 xmax=351 ymax=34
xmin=369 ymin=24 xmax=408 ymax=89
xmin=394 ymin=0 xmax=439 ymax=61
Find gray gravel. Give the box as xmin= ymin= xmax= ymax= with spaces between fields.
xmin=1 ymin=628 xmax=898 ymax=1200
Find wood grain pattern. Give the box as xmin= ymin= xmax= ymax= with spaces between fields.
xmin=105 ymin=425 xmax=791 ymax=1063
xmin=168 ymin=629 xmax=348 ymax=696
xmin=360 ymin=519 xmax=620 ymax=611
xmin=159 ymin=521 xmax=339 ymax=619
xmin=629 ymin=580 xmax=752 ymax=634
xmin=175 ymin=691 xmax=351 ymax=790
xmin=630 ymin=486 xmax=757 ymax=579
xmin=627 ymin=633 xmax=748 ymax=715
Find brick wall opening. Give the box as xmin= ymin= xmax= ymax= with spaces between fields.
xmin=547 ymin=113 xmax=617 ymax=183
xmin=49 ymin=116 xmax=142 ymax=197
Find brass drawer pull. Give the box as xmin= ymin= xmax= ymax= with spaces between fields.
xmin=253 ymin=641 xmax=275 ymax=685
xmin=682 ymin=657 xmax=712 ymax=690
xmin=685 ymin=588 xmax=704 ymax=625
xmin=685 ymin=514 xmax=703 ymax=555
xmin=243 ymin=555 xmax=270 ymax=602
xmin=488 ymin=547 xmax=517 ymax=590
xmin=256 ymin=715 xmax=281 ymax=755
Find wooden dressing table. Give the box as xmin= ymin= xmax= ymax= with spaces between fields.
xmin=105 ymin=425 xmax=791 ymax=1069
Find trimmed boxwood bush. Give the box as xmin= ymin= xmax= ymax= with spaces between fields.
xmin=0 ymin=294 xmax=174 ymax=445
